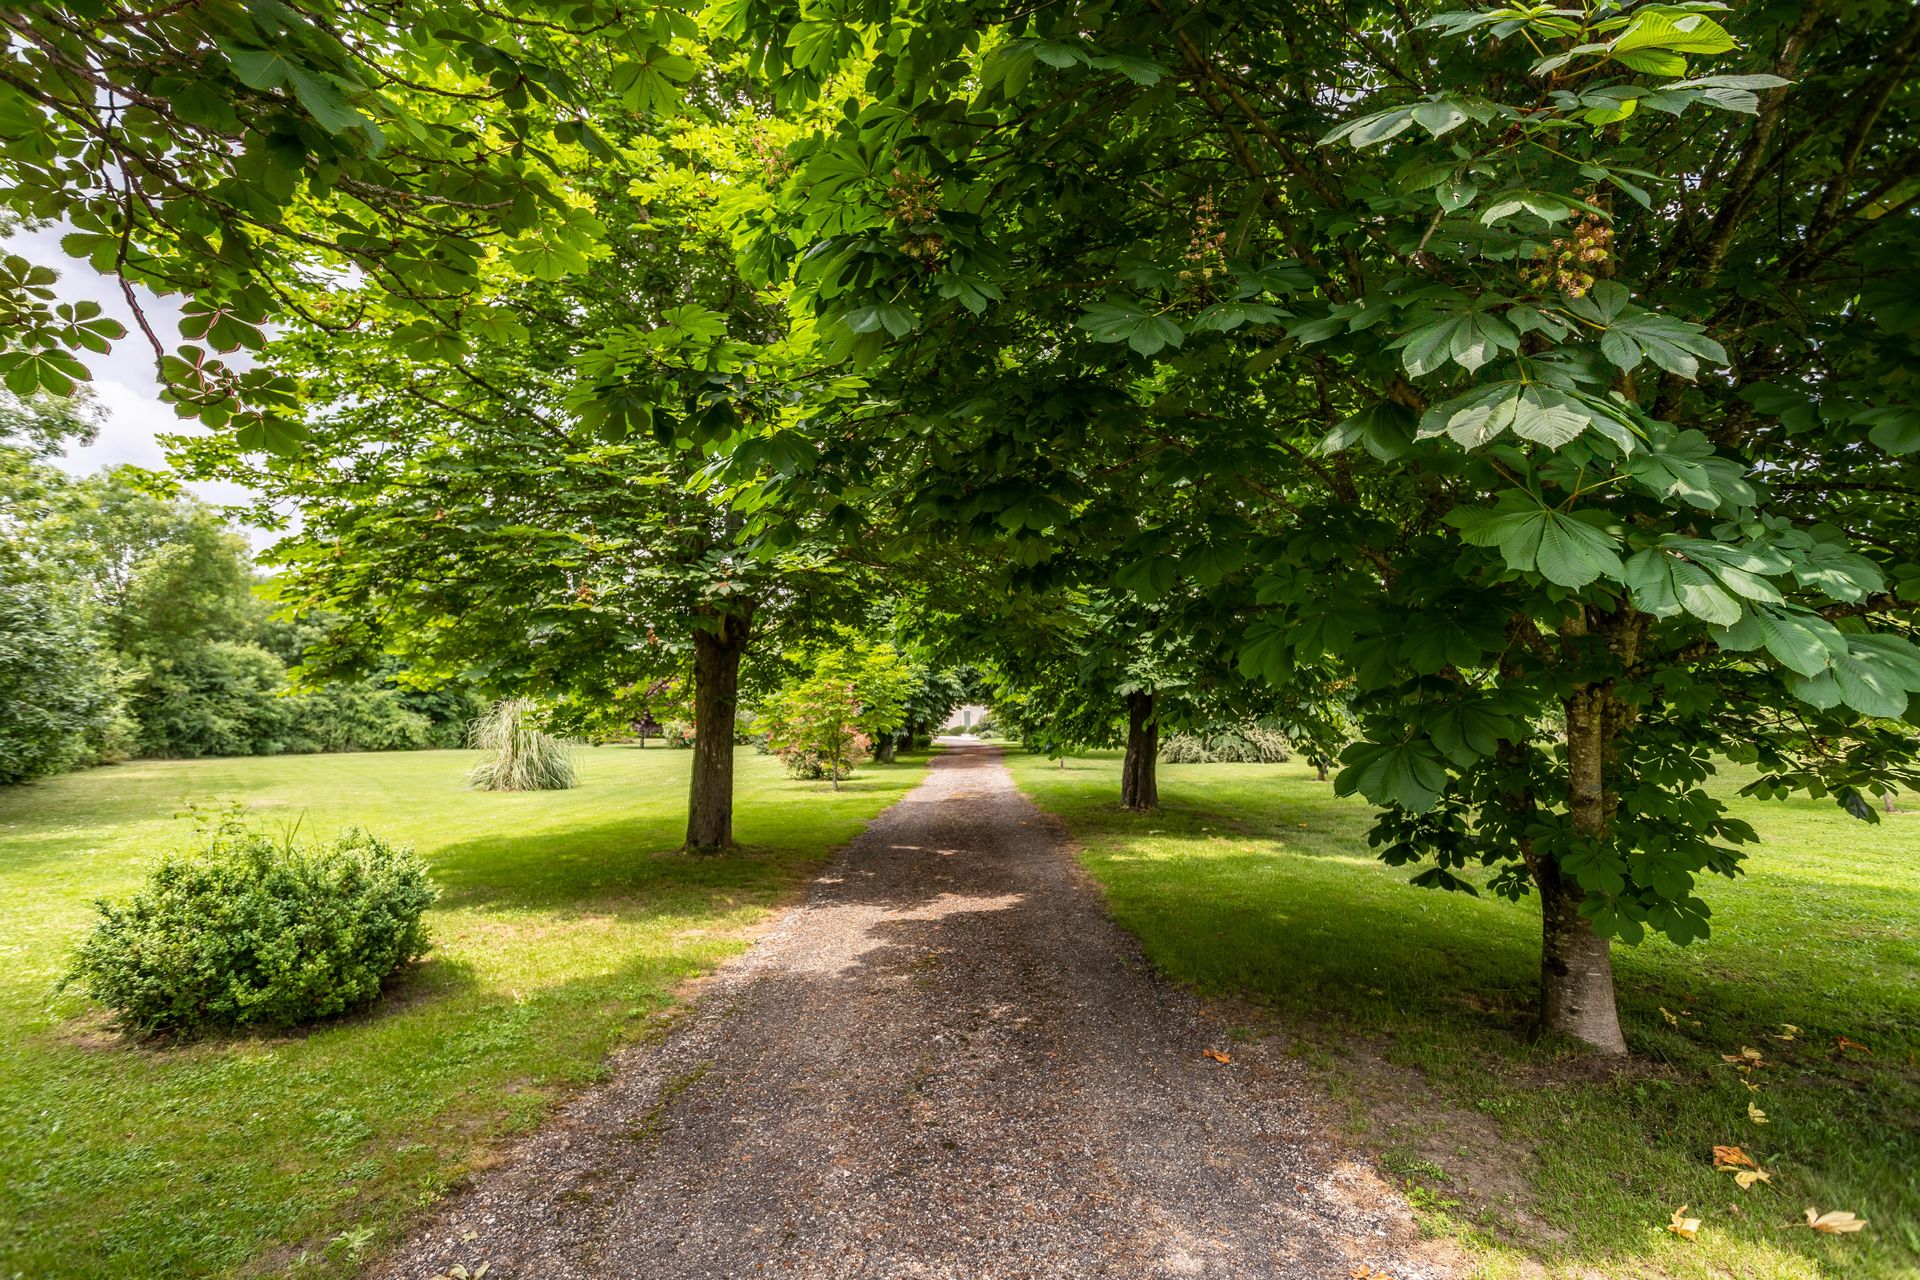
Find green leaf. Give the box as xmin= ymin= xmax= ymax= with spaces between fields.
xmin=1114 ymin=553 xmax=1175 ymax=600
xmin=1624 ymin=547 xmax=1742 ymax=625
xmin=1437 ymin=180 xmax=1479 ymax=212
xmin=1832 ymin=651 xmax=1911 ymax=718
xmin=1613 ymin=11 xmax=1737 ymax=58
xmin=1533 ymin=512 xmax=1624 ymax=588
xmin=1335 ymin=738 xmax=1449 ymax=812
xmin=1427 ymin=698 xmax=1518 ymax=765
xmin=1189 ymin=301 xmax=1285 ymax=332
xmin=1600 ymin=307 xmax=1727 ymax=378
xmin=1662 ymin=73 xmax=1792 ymax=114
xmin=1391 ymin=311 xmax=1520 ymax=376
xmin=1479 ymin=191 xmax=1581 ymax=226
xmin=1319 ymin=106 xmax=1417 ymax=149
xmin=1788 ymin=538 xmax=1884 ymax=602
xmin=1615 ymin=47 xmax=1689 ymax=77
xmin=1622 ymin=428 xmax=1752 ymax=509
xmin=1410 ymin=100 xmax=1470 ymax=138
xmin=1418 ymin=382 xmax=1594 ymax=449
xmin=1449 ymin=501 xmax=1623 ymax=587
xmin=1077 ymin=300 xmax=1183 ymax=355
xmin=507 ymin=237 xmax=589 ymax=281
xmin=220 ymin=45 xmax=376 ymax=139
xmin=1859 ymin=405 xmax=1920 ymax=455
xmin=1724 ymin=608 xmax=1847 ymax=678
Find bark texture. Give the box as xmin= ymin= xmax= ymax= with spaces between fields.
xmin=1120 ymin=690 xmax=1159 ymax=812
xmin=1534 ymin=849 xmax=1627 ymax=1055
xmin=686 ymin=612 xmax=750 ymax=853
xmin=1546 ymin=642 xmax=1629 ymax=1055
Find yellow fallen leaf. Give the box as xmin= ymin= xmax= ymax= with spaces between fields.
xmin=1203 ymin=1048 xmax=1231 ymax=1064
xmin=1748 ymin=1102 xmax=1769 ymax=1124
xmin=1668 ymin=1206 xmax=1701 ymax=1240
xmin=1733 ymin=1169 xmax=1771 ymax=1189
xmin=1712 ymin=1145 xmax=1755 ymax=1169
xmin=1771 ymin=1023 xmax=1800 ymax=1042
xmin=1660 ymin=1007 xmax=1680 ymax=1027
xmin=1742 ymin=1079 xmax=1761 ymax=1093
xmin=1722 ymin=1047 xmax=1765 ymax=1065
xmin=1804 ymin=1207 xmax=1867 ymax=1234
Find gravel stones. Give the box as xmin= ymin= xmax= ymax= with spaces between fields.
xmin=375 ymin=744 xmax=1456 ymax=1280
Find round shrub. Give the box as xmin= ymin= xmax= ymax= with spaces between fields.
xmin=63 ymin=822 xmax=438 ymax=1037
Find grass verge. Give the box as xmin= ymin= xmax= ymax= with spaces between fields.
xmin=1006 ymin=751 xmax=1918 ymax=1280
xmin=0 ymin=744 xmax=924 ymax=1279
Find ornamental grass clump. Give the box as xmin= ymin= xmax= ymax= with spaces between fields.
xmin=63 ymin=816 xmax=437 ymax=1037
xmin=1160 ymin=724 xmax=1293 ymax=765
xmin=467 ymin=697 xmax=577 ymax=791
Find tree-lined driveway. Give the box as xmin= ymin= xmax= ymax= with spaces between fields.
xmin=379 ymin=744 xmax=1453 ymax=1279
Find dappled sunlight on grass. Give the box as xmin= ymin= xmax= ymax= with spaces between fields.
xmin=1009 ymin=749 xmax=1919 ymax=1280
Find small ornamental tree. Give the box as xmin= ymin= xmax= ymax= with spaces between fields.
xmin=762 ymin=639 xmax=914 ymax=788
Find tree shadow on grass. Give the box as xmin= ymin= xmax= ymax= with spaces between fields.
xmin=420 ymin=766 xmax=929 ymax=916
xmin=1064 ymin=838 xmax=1920 ymax=1278
xmin=48 ymin=951 xmax=488 ymax=1057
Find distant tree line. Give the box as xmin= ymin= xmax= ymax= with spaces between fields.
xmin=0 ymin=395 xmax=480 ymax=785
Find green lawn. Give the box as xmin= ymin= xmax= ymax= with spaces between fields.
xmin=1007 ymin=752 xmax=1919 ymax=1280
xmin=0 ymin=745 xmax=924 ymax=1279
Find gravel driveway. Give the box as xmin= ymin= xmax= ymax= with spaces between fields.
xmin=375 ymin=742 xmax=1457 ymax=1280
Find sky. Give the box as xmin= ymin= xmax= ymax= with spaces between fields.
xmin=9 ymin=224 xmax=272 ymax=544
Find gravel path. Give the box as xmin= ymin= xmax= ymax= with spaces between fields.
xmin=376 ymin=743 xmax=1458 ymax=1280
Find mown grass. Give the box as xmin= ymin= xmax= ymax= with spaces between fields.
xmin=0 ymin=745 xmax=924 ymax=1279
xmin=1007 ymin=751 xmax=1919 ymax=1280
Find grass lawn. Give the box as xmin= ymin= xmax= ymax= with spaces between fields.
xmin=1007 ymin=751 xmax=1919 ymax=1280
xmin=0 ymin=744 xmax=925 ymax=1280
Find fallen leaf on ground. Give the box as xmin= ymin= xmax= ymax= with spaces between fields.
xmin=1734 ymin=1169 xmax=1771 ymax=1189
xmin=1771 ymin=1023 xmax=1800 ymax=1041
xmin=1748 ymin=1102 xmax=1769 ymax=1124
xmin=1834 ymin=1035 xmax=1872 ymax=1055
xmin=1712 ymin=1145 xmax=1755 ymax=1169
xmin=1660 ymin=1007 xmax=1681 ymax=1027
xmin=1668 ymin=1206 xmax=1701 ymax=1239
xmin=1805 ymin=1208 xmax=1867 ymax=1234
xmin=1203 ymin=1048 xmax=1231 ymax=1064
xmin=1722 ymin=1047 xmax=1765 ymax=1065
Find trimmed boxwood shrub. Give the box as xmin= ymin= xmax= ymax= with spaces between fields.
xmin=63 ymin=820 xmax=438 ymax=1037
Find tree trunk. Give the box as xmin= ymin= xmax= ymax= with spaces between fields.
xmin=1120 ymin=690 xmax=1158 ymax=812
xmin=875 ymin=735 xmax=897 ymax=764
xmin=1536 ymin=857 xmax=1628 ymax=1055
xmin=1543 ymin=681 xmax=1629 ymax=1054
xmin=685 ymin=614 xmax=748 ymax=853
